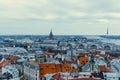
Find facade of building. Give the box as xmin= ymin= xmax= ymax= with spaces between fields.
xmin=2 ymin=65 xmax=20 ymax=80
xmin=24 ymin=61 xmax=39 ymax=80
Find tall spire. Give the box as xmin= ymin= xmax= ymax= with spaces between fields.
xmin=49 ymin=30 xmax=54 ymax=40
xmin=106 ymin=27 xmax=109 ymax=36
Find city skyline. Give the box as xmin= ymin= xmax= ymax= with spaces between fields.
xmin=0 ymin=0 xmax=120 ymax=35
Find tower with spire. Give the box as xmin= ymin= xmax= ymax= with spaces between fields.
xmin=106 ymin=27 xmax=109 ymax=36
xmin=49 ymin=30 xmax=54 ymax=40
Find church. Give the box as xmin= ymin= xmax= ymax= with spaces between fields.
xmin=39 ymin=30 xmax=58 ymax=49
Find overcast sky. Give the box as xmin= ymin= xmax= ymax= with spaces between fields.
xmin=0 ymin=0 xmax=120 ymax=35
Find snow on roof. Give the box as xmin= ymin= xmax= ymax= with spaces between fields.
xmin=47 ymin=58 xmax=55 ymax=63
xmin=6 ymin=47 xmax=27 ymax=52
xmin=44 ymin=73 xmax=55 ymax=80
xmin=0 ymin=52 xmax=9 ymax=55
xmin=85 ymin=35 xmax=105 ymax=39
xmin=103 ymin=73 xmax=119 ymax=77
xmin=60 ymin=72 xmax=91 ymax=76
xmin=101 ymin=39 xmax=120 ymax=45
xmin=100 ymin=50 xmax=106 ymax=54
xmin=95 ymin=57 xmax=107 ymax=66
xmin=17 ymin=58 xmax=26 ymax=62
xmin=71 ymin=64 xmax=78 ymax=68
xmin=70 ymin=72 xmax=79 ymax=76
xmin=43 ymin=40 xmax=58 ymax=43
xmin=5 ymin=47 xmax=27 ymax=55
xmin=60 ymin=72 xmax=70 ymax=76
xmin=9 ymin=78 xmax=20 ymax=80
xmin=16 ymin=38 xmax=33 ymax=43
xmin=65 ymin=57 xmax=72 ymax=61
xmin=54 ymin=53 xmax=61 ymax=59
xmin=79 ymin=72 xmax=91 ymax=75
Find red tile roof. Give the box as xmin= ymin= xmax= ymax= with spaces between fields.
xmin=0 ymin=58 xmax=8 ymax=68
xmin=10 ymin=56 xmax=20 ymax=63
xmin=20 ymin=76 xmax=25 ymax=80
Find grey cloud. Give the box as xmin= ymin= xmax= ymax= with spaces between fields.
xmin=0 ymin=0 xmax=120 ymax=34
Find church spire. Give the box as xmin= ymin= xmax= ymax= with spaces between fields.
xmin=49 ymin=30 xmax=54 ymax=40
xmin=106 ymin=27 xmax=109 ymax=36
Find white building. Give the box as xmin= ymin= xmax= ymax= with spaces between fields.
xmin=24 ymin=61 xmax=39 ymax=80
xmin=103 ymin=73 xmax=119 ymax=80
xmin=2 ymin=65 xmax=20 ymax=80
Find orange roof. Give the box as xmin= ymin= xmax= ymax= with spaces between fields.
xmin=0 ymin=58 xmax=8 ymax=68
xmin=11 ymin=56 xmax=20 ymax=63
xmin=98 ymin=65 xmax=111 ymax=72
xmin=52 ymin=73 xmax=60 ymax=79
xmin=44 ymin=51 xmax=50 ymax=58
xmin=20 ymin=76 xmax=25 ymax=80
xmin=39 ymin=63 xmax=79 ymax=77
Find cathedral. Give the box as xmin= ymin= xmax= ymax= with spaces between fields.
xmin=49 ymin=30 xmax=54 ymax=40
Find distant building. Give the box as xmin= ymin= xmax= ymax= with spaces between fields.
xmin=49 ymin=30 xmax=54 ymax=40
xmin=40 ymin=30 xmax=58 ymax=48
